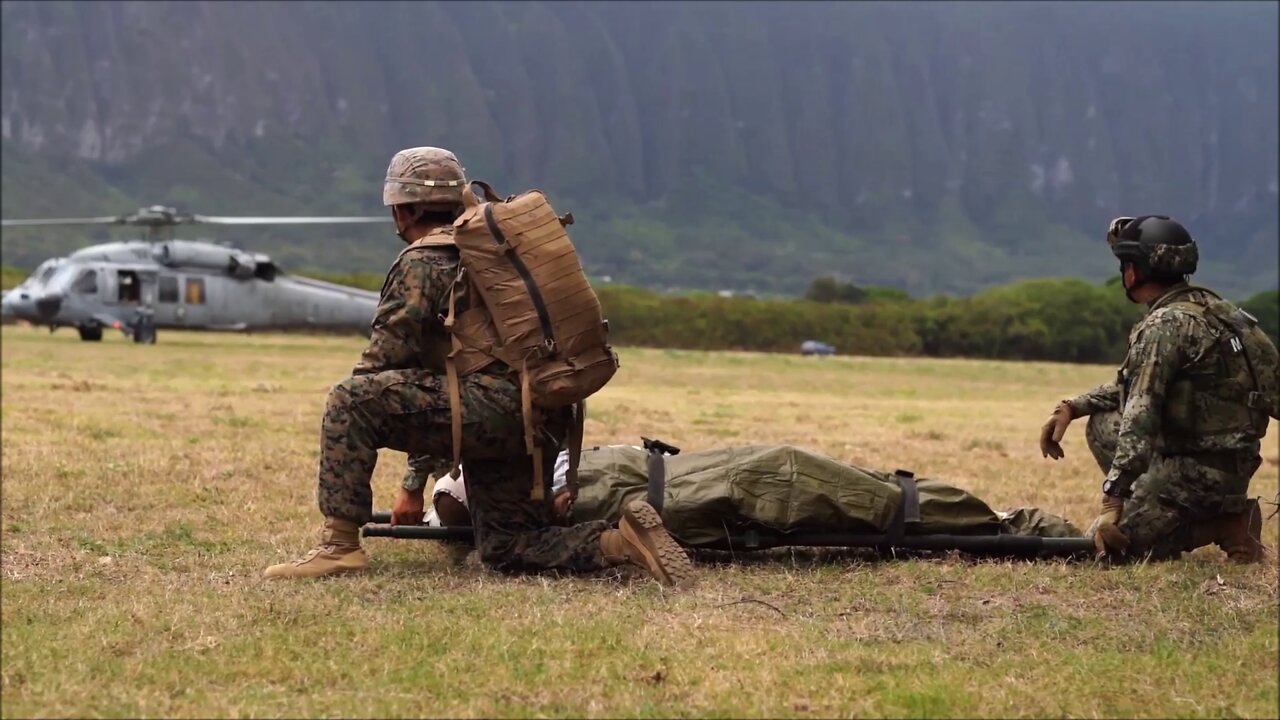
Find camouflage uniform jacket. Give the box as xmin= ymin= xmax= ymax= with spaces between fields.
xmin=1071 ymin=283 xmax=1259 ymax=492
xmin=352 ymin=227 xmax=501 ymax=378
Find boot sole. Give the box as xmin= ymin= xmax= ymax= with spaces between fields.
xmin=264 ymin=565 xmax=368 ymax=580
xmin=621 ymin=500 xmax=696 ymax=588
xmin=263 ymin=549 xmax=370 ymax=579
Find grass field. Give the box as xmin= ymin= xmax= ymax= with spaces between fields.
xmin=2 ymin=326 xmax=1277 ymax=718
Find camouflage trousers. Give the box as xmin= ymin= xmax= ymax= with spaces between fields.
xmin=1085 ymin=410 xmax=1260 ymax=561
xmin=317 ymin=368 xmax=610 ymax=573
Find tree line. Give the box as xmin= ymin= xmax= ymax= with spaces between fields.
xmin=301 ymin=269 xmax=1277 ymax=365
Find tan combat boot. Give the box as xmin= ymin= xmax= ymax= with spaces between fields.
xmin=1215 ymin=501 xmax=1266 ymax=564
xmin=600 ymin=500 xmax=696 ymax=588
xmin=263 ymin=517 xmax=370 ymax=579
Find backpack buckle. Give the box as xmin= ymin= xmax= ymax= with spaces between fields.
xmin=1247 ymin=391 xmax=1263 ymax=409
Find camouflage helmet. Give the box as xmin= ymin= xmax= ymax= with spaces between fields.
xmin=383 ymin=147 xmax=467 ymax=208
xmin=1106 ymin=215 xmax=1199 ymax=278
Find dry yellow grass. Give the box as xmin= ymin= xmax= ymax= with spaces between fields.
xmin=2 ymin=326 xmax=1277 ymax=718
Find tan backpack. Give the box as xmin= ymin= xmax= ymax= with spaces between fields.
xmin=443 ymin=181 xmax=619 ymax=499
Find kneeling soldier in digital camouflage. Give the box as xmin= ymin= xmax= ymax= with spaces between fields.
xmin=264 ymin=146 xmax=694 ymax=586
xmin=1039 ymin=215 xmax=1279 ymax=562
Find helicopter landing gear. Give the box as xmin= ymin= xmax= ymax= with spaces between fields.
xmin=78 ymin=323 xmax=104 ymax=342
xmin=130 ymin=313 xmax=157 ymax=345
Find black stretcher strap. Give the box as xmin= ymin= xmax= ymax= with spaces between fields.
xmin=897 ymin=469 xmax=921 ymax=524
xmin=883 ymin=469 xmax=921 ymax=548
xmin=646 ymin=450 xmax=666 ymax=513
xmin=640 ymin=436 xmax=679 ymax=513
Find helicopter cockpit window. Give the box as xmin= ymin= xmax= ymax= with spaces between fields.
xmin=117 ymin=270 xmax=141 ymax=304
xmin=38 ymin=263 xmax=61 ymax=284
xmin=158 ymin=276 xmax=179 ymax=303
xmin=185 ymin=277 xmax=206 ymax=305
xmin=72 ymin=269 xmax=98 ymax=295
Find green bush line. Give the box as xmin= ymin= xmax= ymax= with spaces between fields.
xmin=305 ymin=270 xmax=1276 ymax=365
xmin=595 ymin=280 xmax=1138 ymax=363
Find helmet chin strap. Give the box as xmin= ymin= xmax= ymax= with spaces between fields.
xmin=391 ymin=207 xmax=408 ymax=243
xmin=394 ymin=204 xmax=460 ymax=243
xmin=393 ymin=206 xmax=424 ymax=244
xmin=1120 ymin=262 xmax=1145 ymax=303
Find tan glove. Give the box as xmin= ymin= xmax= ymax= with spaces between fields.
xmin=390 ymin=487 xmax=426 ymax=526
xmin=1085 ymin=495 xmax=1130 ymax=559
xmin=552 ymin=488 xmax=575 ymax=525
xmin=1039 ymin=400 xmax=1077 ymax=460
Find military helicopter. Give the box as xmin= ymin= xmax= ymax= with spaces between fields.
xmin=1 ymin=205 xmax=391 ymax=343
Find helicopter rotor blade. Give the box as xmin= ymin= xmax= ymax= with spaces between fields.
xmin=1 ymin=216 xmax=124 ymax=227
xmin=190 ymin=215 xmax=389 ymax=225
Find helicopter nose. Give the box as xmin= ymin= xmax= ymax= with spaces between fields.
xmin=34 ymin=292 xmax=63 ymax=319
xmin=2 ymin=291 xmax=30 ymax=319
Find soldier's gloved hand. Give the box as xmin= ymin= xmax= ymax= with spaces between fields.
xmin=552 ymin=488 xmax=574 ymax=524
xmin=1039 ymin=400 xmax=1077 ymax=460
xmin=391 ymin=487 xmax=426 ymax=526
xmin=1085 ymin=495 xmax=1130 ymax=559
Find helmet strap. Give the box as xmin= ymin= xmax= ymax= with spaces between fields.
xmin=394 ymin=203 xmax=459 ymax=244
xmin=392 ymin=206 xmax=411 ymax=244
xmin=392 ymin=204 xmax=426 ymax=244
xmin=1121 ymin=261 xmax=1147 ymax=303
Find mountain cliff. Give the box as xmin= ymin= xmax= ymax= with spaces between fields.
xmin=2 ymin=1 xmax=1276 ymax=296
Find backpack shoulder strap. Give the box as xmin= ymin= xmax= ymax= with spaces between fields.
xmin=565 ymin=401 xmax=585 ymax=502
xmin=443 ymin=270 xmax=465 ymax=478
xmin=520 ymin=360 xmax=545 ymax=502
xmin=400 ymin=227 xmax=457 ymax=253
xmin=1185 ymin=284 xmax=1225 ymax=302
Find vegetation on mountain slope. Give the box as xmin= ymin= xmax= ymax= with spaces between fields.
xmin=1 ymin=1 xmax=1275 ymax=296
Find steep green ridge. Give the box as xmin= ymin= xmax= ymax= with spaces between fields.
xmin=1 ymin=1 xmax=1276 ymax=296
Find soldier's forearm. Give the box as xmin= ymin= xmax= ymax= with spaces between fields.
xmin=1106 ymin=442 xmax=1149 ymax=481
xmin=1066 ymin=382 xmax=1121 ymax=417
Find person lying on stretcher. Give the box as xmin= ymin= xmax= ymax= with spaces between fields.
xmin=396 ymin=443 xmax=1085 ymax=544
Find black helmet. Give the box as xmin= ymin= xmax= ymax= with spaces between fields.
xmin=1106 ymin=215 xmax=1199 ymax=278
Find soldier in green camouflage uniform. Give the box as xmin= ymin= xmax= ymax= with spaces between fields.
xmin=1039 ymin=215 xmax=1278 ymax=563
xmin=265 ymin=147 xmax=694 ymax=585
